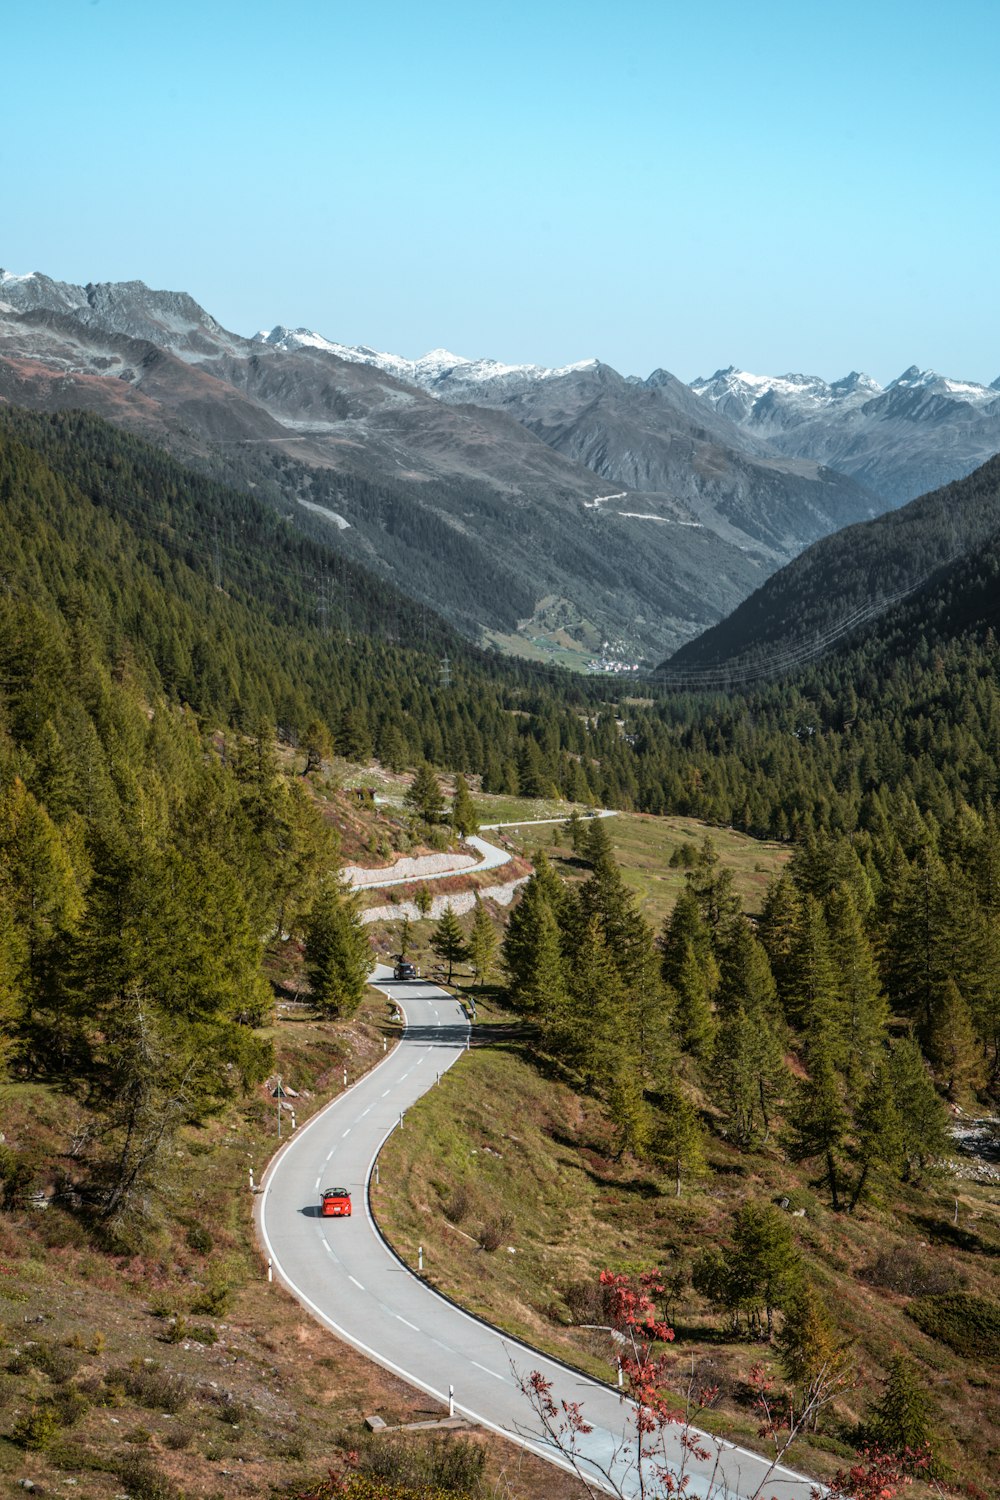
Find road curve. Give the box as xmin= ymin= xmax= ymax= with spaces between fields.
xmin=256 ymin=967 xmax=816 ymax=1500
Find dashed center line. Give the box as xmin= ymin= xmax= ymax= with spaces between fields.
xmin=381 ymin=1088 xmax=391 ymax=1097
xmin=396 ymin=1315 xmax=419 ymax=1331
xmin=348 ymin=1275 xmax=365 ymax=1291
xmin=471 ymin=1361 xmax=505 ymax=1382
xmin=341 ymin=1127 xmax=351 ymax=1138
xmin=314 ymin=1176 xmax=321 ymax=1191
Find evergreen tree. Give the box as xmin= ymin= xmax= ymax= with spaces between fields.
xmin=564 ymin=915 xmax=627 ymax=1086
xmin=923 ymin=978 xmax=981 ymax=1101
xmin=686 ymin=839 xmax=741 ymax=941
xmin=502 ymin=879 xmax=569 ymax=1037
xmin=888 ymin=1036 xmax=951 ymax=1181
xmin=301 ymin=717 xmax=333 ymax=775
xmin=849 ymin=1059 xmax=904 ymax=1210
xmin=672 ymin=941 xmax=718 ymax=1058
xmin=711 ymin=1005 xmax=784 ymax=1149
xmin=450 ymin=773 xmax=479 ymax=837
xmin=716 ymin=917 xmax=779 ymax=1021
xmin=826 ymin=885 xmax=888 ymax=1089
xmin=693 ymin=1201 xmax=800 ymax=1338
xmin=790 ymin=1035 xmax=849 ymax=1210
xmin=866 ymin=1355 xmax=935 ymax=1460
xmin=651 ymin=1082 xmax=706 ymax=1196
xmin=398 ymin=913 xmax=413 ymax=961
xmin=606 ymin=1064 xmax=653 ymax=1160
xmin=467 ymin=898 xmax=497 ymax=989
xmin=305 ymin=881 xmax=371 ymax=1018
xmin=406 ymin=763 xmax=444 ymax=824
xmin=784 ymin=895 xmax=841 ymax=1037
xmin=758 ymin=872 xmax=801 ymax=999
xmin=430 ymin=904 xmax=467 ymax=984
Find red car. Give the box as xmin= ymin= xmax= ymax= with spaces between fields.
xmin=321 ymin=1187 xmax=352 ymax=1218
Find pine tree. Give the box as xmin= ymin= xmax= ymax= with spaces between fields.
xmin=305 ymin=881 xmax=371 ymax=1018
xmin=867 ymin=1355 xmax=935 ymax=1460
xmin=790 ymin=1034 xmax=849 ymax=1210
xmin=398 ymin=914 xmax=413 ymax=961
xmin=606 ymin=1064 xmax=653 ymax=1160
xmin=849 ymin=1059 xmax=904 ymax=1210
xmin=406 ymin=762 xmax=444 ymax=824
xmin=565 ymin=915 xmax=627 ymax=1086
xmin=301 ymin=717 xmax=333 ymax=775
xmin=672 ymin=941 xmax=718 ymax=1058
xmin=502 ymin=879 xmax=569 ymax=1037
xmin=451 ymin=774 xmax=479 ymax=837
xmin=888 ymin=1036 xmax=951 ymax=1181
xmin=784 ymin=895 xmax=841 ymax=1037
xmin=826 ymin=885 xmax=888 ymax=1089
xmin=717 ymin=917 xmax=779 ymax=1020
xmin=759 ymin=873 xmax=803 ymax=999
xmin=430 ymin=904 xmax=467 ymax=984
xmin=651 ymin=1082 xmax=706 ymax=1196
xmin=711 ymin=1005 xmax=784 ymax=1149
xmin=686 ymin=840 xmax=741 ymax=941
xmin=694 ymin=1201 xmax=800 ymax=1338
xmin=582 ymin=814 xmax=614 ymax=868
xmin=923 ymin=978 xmax=981 ymax=1101
xmin=467 ymin=898 xmax=497 ymax=989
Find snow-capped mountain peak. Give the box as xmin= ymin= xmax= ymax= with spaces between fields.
xmin=885 ymin=365 xmax=997 ymax=404
xmin=250 ymin=324 xmax=598 ymax=397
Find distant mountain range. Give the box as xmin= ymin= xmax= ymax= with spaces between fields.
xmin=690 ymin=363 xmax=1000 ymax=507
xmin=2 ymin=267 xmax=998 ymax=665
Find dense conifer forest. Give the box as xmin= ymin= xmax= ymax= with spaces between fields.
xmin=1 ymin=406 xmax=999 ymax=1494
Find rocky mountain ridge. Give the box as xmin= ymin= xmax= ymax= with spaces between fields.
xmin=2 ymin=266 xmax=994 ymax=662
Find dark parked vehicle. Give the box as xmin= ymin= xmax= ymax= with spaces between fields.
xmin=393 ymin=961 xmax=417 ymax=980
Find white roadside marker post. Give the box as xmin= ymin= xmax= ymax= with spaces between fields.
xmin=418 ymin=1245 xmax=423 ymax=1272
xmin=448 ymin=1384 xmax=455 ymax=1418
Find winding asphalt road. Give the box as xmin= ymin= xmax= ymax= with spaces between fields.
xmin=256 ymin=967 xmax=817 ymax=1499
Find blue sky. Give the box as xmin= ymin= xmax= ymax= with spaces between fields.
xmin=2 ymin=0 xmax=998 ymax=383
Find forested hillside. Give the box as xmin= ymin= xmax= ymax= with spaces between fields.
xmin=670 ymin=451 xmax=1000 ymax=666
